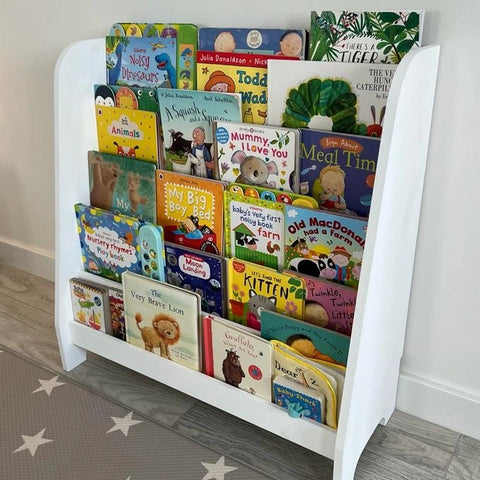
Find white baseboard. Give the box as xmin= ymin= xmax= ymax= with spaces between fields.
xmin=0 ymin=238 xmax=54 ymax=282
xmin=397 ymin=371 xmax=480 ymax=440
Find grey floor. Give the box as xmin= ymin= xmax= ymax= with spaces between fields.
xmin=1 ymin=262 xmax=478 ymax=479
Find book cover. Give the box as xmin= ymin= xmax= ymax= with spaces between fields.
xmin=198 ymin=27 xmax=307 ymax=59
xmin=213 ymin=120 xmax=299 ymax=191
xmin=94 ymin=84 xmax=160 ymax=112
xmin=260 ymin=310 xmax=350 ymax=366
xmin=196 ymin=50 xmax=298 ymax=125
xmin=109 ymin=23 xmax=198 ymax=89
xmin=165 ymin=242 xmax=227 ymax=317
xmin=88 ymin=150 xmax=157 ymax=222
xmin=69 ymin=278 xmax=110 ymax=333
xmin=108 ymin=287 xmax=126 ymax=340
xmin=267 ymin=59 xmax=397 ymax=138
xmin=227 ymin=258 xmax=305 ymax=330
xmin=284 ymin=205 xmax=367 ymax=289
xmin=224 ymin=191 xmax=285 ymax=271
xmin=309 ymin=10 xmax=423 ymax=63
xmin=203 ymin=313 xmax=273 ymax=401
xmin=74 ymin=203 xmax=143 ymax=283
xmin=106 ymin=35 xmax=177 ymax=88
xmin=155 ymin=170 xmax=225 ymax=256
xmin=273 ymin=375 xmax=325 ymax=423
xmin=122 ymin=271 xmax=201 ymax=371
xmin=157 ymin=88 xmax=242 ymax=178
xmin=298 ymin=129 xmax=380 ymax=218
xmin=95 ymin=104 xmax=160 ymax=163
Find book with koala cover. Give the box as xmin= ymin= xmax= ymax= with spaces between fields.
xmin=202 ymin=313 xmax=273 ymax=401
xmin=122 ymin=271 xmax=202 ymax=371
xmin=213 ymin=120 xmax=300 ymax=191
xmin=226 ymin=258 xmax=305 ymax=331
xmin=88 ymin=150 xmax=157 ymax=223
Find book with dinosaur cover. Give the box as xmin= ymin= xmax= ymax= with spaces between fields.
xmin=267 ymin=59 xmax=397 ymax=138
xmin=157 ymin=88 xmax=242 ymax=177
xmin=213 ymin=120 xmax=300 ymax=191
xmin=88 ymin=150 xmax=157 ymax=223
xmin=298 ymin=129 xmax=380 ymax=218
xmin=308 ymin=10 xmax=423 ymax=63
xmin=94 ymin=84 xmax=160 ymax=112
xmin=202 ymin=313 xmax=273 ymax=401
xmin=155 ymin=170 xmax=225 ymax=256
xmin=226 ymin=258 xmax=305 ymax=330
xmin=122 ymin=271 xmax=202 ymax=371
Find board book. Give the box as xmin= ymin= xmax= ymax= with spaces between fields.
xmin=94 ymin=84 xmax=160 ymax=112
xmin=226 ymin=258 xmax=305 ymax=330
xmin=284 ymin=205 xmax=367 ymax=289
xmin=157 ymin=88 xmax=242 ymax=177
xmin=267 ymin=59 xmax=397 ymax=138
xmin=202 ymin=313 xmax=273 ymax=401
xmin=298 ymin=129 xmax=380 ymax=218
xmin=165 ymin=242 xmax=227 ymax=317
xmin=88 ymin=150 xmax=157 ymax=223
xmin=155 ymin=170 xmax=225 ymax=256
xmin=309 ymin=10 xmax=423 ymax=63
xmin=122 ymin=271 xmax=202 ymax=371
xmin=108 ymin=286 xmax=126 ymax=340
xmin=213 ymin=120 xmax=299 ymax=191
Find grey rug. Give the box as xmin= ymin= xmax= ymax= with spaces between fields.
xmin=0 ymin=347 xmax=271 ymax=480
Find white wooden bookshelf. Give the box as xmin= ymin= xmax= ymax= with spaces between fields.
xmin=54 ymin=39 xmax=440 ymax=480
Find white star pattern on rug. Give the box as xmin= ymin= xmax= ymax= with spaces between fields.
xmin=32 ymin=375 xmax=65 ymax=396
xmin=107 ymin=411 xmax=143 ymax=436
xmin=13 ymin=428 xmax=53 ymax=456
xmin=201 ymin=456 xmax=238 ymax=480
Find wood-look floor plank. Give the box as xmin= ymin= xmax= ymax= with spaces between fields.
xmin=445 ymin=435 xmax=480 ymax=480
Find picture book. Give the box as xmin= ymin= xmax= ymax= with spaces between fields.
xmin=155 ymin=170 xmax=225 ymax=256
xmin=88 ymin=150 xmax=157 ymax=223
xmin=74 ymin=203 xmax=143 ymax=283
xmin=284 ymin=205 xmax=367 ymax=289
xmin=213 ymin=120 xmax=299 ymax=192
xmin=260 ymin=310 xmax=350 ymax=366
xmin=298 ymin=129 xmax=380 ymax=218
xmin=309 ymin=10 xmax=423 ymax=63
xmin=122 ymin=271 xmax=202 ymax=371
xmin=108 ymin=286 xmax=126 ymax=340
xmin=203 ymin=313 xmax=273 ymax=401
xmin=227 ymin=258 xmax=305 ymax=330
xmin=157 ymin=88 xmax=242 ymax=177
xmin=224 ymin=191 xmax=285 ymax=271
xmin=198 ymin=27 xmax=307 ymax=59
xmin=273 ymin=375 xmax=325 ymax=424
xmin=109 ymin=23 xmax=198 ymax=89
xmin=165 ymin=242 xmax=227 ymax=317
xmin=69 ymin=278 xmax=110 ymax=333
xmin=95 ymin=104 xmax=160 ymax=163
xmin=94 ymin=84 xmax=160 ymax=112
xmin=197 ymin=50 xmax=298 ymax=125
xmin=267 ymin=59 xmax=397 ymax=138
xmin=106 ymin=35 xmax=177 ymax=88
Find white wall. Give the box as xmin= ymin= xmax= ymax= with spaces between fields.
xmin=1 ymin=0 xmax=479 ymax=439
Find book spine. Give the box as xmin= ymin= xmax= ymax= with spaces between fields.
xmin=202 ymin=315 xmax=214 ymax=376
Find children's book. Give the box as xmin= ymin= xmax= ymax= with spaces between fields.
xmin=108 ymin=286 xmax=126 ymax=340
xmin=198 ymin=27 xmax=307 ymax=59
xmin=273 ymin=375 xmax=326 ymax=424
xmin=202 ymin=313 xmax=273 ymax=401
xmin=122 ymin=271 xmax=202 ymax=371
xmin=224 ymin=191 xmax=285 ymax=271
xmin=94 ymin=84 xmax=160 ymax=112
xmin=284 ymin=205 xmax=367 ymax=289
xmin=298 ymin=129 xmax=380 ymax=218
xmin=95 ymin=104 xmax=160 ymax=163
xmin=69 ymin=278 xmax=111 ymax=333
xmin=157 ymin=88 xmax=242 ymax=177
xmin=309 ymin=10 xmax=423 ymax=63
xmin=109 ymin=23 xmax=198 ymax=89
xmin=226 ymin=258 xmax=305 ymax=330
xmin=165 ymin=242 xmax=227 ymax=317
xmin=213 ymin=120 xmax=299 ymax=191
xmin=197 ymin=50 xmax=298 ymax=125
xmin=260 ymin=310 xmax=350 ymax=366
xmin=88 ymin=150 xmax=157 ymax=223
xmin=267 ymin=59 xmax=397 ymax=138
